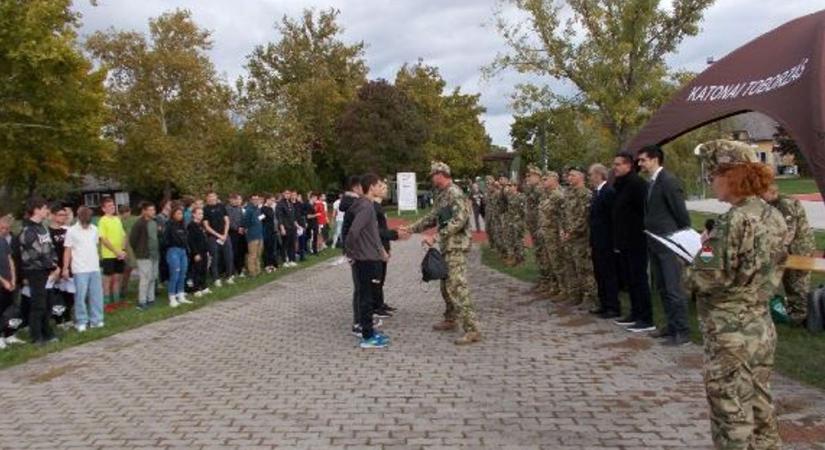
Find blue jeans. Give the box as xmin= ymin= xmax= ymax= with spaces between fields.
xmin=74 ymin=271 xmax=104 ymax=326
xmin=166 ymin=247 xmax=189 ymax=296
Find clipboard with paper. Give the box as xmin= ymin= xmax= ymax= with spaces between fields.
xmin=644 ymin=228 xmax=703 ymax=264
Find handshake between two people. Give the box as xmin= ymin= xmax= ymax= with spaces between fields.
xmin=397 ymin=226 xmax=436 ymax=248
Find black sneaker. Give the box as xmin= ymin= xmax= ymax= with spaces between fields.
xmin=627 ymin=322 xmax=656 ymax=333
xmin=383 ymin=304 xmax=397 ymax=312
xmin=663 ymin=333 xmax=691 ymax=347
xmin=599 ymin=310 xmax=621 ymax=319
xmin=374 ymin=309 xmax=392 ymax=318
xmin=614 ymin=316 xmax=636 ymax=326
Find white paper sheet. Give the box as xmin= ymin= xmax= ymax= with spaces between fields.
xmin=644 ymin=228 xmax=703 ymax=264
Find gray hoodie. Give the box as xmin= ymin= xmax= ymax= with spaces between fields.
xmin=344 ymin=197 xmax=384 ymax=261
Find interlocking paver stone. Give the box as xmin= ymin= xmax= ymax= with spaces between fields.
xmin=1 ymin=239 xmax=825 ymax=449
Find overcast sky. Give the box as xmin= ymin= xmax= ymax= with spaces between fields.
xmin=74 ymin=0 xmax=824 ymax=148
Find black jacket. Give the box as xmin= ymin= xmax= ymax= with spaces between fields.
xmin=612 ymin=171 xmax=649 ymax=251
xmin=163 ymin=221 xmax=189 ymax=251
xmin=261 ymin=205 xmax=276 ymax=236
xmin=339 ymin=193 xmax=359 ymax=247
xmin=374 ymin=202 xmax=398 ymax=252
xmin=275 ymin=199 xmax=296 ymax=231
xmin=187 ymin=221 xmax=208 ymax=256
xmin=644 ymin=168 xmax=691 ymax=236
xmin=589 ymin=184 xmax=616 ymax=250
xmin=129 ymin=217 xmax=158 ymax=259
xmin=19 ymin=219 xmax=58 ymax=272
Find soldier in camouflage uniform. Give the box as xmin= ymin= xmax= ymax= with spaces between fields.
xmin=689 ymin=144 xmax=787 ymax=449
xmin=537 ymin=171 xmax=565 ymax=299
xmin=762 ymin=183 xmax=816 ymax=325
xmin=559 ymin=167 xmax=596 ymax=309
xmin=405 ymin=162 xmax=481 ymax=345
xmin=523 ymin=165 xmax=545 ymax=289
xmin=494 ymin=176 xmax=510 ymax=259
xmin=484 ymin=177 xmax=500 ymax=253
xmin=503 ymin=182 xmax=526 ymax=266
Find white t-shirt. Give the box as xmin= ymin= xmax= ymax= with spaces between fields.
xmin=64 ymin=223 xmax=100 ymax=274
xmin=333 ymin=199 xmax=344 ymax=222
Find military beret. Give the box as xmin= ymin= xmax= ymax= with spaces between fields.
xmin=429 ymin=161 xmax=451 ymax=176
xmin=694 ymin=139 xmax=758 ymax=175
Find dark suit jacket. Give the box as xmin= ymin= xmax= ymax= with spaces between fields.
xmin=612 ymin=171 xmax=648 ymax=251
xmin=589 ymin=183 xmax=616 ymax=250
xmin=644 ymin=168 xmax=691 ymax=236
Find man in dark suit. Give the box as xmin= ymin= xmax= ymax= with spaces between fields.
xmin=638 ymin=145 xmax=692 ymax=346
xmin=611 ymin=152 xmax=654 ymax=332
xmin=587 ymin=164 xmax=620 ymax=318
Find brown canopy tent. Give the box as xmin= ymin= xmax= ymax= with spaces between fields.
xmin=627 ymin=9 xmax=825 ymax=196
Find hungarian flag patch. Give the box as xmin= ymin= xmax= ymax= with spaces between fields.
xmin=699 ymin=245 xmax=715 ymax=263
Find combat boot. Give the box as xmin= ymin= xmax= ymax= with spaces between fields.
xmin=454 ymin=331 xmax=482 ymax=345
xmin=432 ymin=320 xmax=457 ymax=331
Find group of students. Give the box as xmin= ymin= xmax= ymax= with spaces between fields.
xmin=0 ymin=190 xmax=335 ymax=349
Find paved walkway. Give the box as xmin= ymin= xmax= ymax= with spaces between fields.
xmin=1 ymin=240 xmax=825 ymax=449
xmin=688 ymin=198 xmax=825 ymax=230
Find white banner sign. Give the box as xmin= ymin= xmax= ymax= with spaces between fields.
xmin=397 ymin=172 xmax=417 ymax=212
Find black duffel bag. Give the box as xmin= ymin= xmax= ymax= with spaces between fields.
xmin=421 ymin=247 xmax=449 ymax=282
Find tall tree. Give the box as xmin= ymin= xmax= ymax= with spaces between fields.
xmin=87 ymin=9 xmax=234 ymax=198
xmin=0 ymin=0 xmax=109 ymax=202
xmin=489 ymin=0 xmax=714 ymax=146
xmin=395 ymin=61 xmax=491 ymax=178
xmin=773 ymin=126 xmax=807 ymax=176
xmin=243 ymin=8 xmax=368 ymax=188
xmin=336 ymin=79 xmax=428 ymax=176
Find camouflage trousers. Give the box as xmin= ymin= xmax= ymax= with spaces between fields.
xmin=532 ymin=230 xmax=549 ymax=279
xmin=560 ymin=238 xmax=596 ymax=307
xmin=503 ymin=226 xmax=525 ymax=262
xmin=540 ymin=235 xmax=564 ymax=294
xmin=440 ymin=250 xmax=479 ymax=332
xmin=702 ymin=319 xmax=780 ymax=450
xmin=783 ymin=269 xmax=810 ymax=324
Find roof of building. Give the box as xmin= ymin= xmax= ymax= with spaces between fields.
xmin=723 ymin=111 xmax=779 ymax=141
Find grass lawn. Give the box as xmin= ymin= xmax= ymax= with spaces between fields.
xmin=0 ymin=249 xmax=339 ymax=370
xmin=481 ymin=243 xmax=825 ymax=391
xmin=776 ymin=177 xmax=819 ymax=195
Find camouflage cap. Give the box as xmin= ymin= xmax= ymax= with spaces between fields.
xmin=526 ymin=164 xmax=542 ymax=177
xmin=429 ymin=161 xmax=451 ymax=176
xmin=694 ymin=139 xmax=758 ymax=175
xmin=566 ymin=165 xmax=586 ymax=175
xmin=543 ymin=170 xmax=559 ymax=180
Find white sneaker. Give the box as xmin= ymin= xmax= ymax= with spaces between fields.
xmin=177 ymin=293 xmax=193 ymax=304
xmin=203 ymin=288 xmax=212 ymax=295
xmin=76 ymin=324 xmax=87 ymax=333
xmin=214 ymin=279 xmax=223 ymax=288
xmin=4 ymin=335 xmax=25 ymax=345
xmin=194 ymin=290 xmax=203 ymax=298
xmin=239 ymin=272 xmax=247 ymax=278
xmin=226 ymin=277 xmax=235 ymax=285
xmin=169 ymin=296 xmax=180 ymax=308
xmin=90 ymin=322 xmax=104 ymax=329
xmin=0 ymin=338 xmax=6 ymax=350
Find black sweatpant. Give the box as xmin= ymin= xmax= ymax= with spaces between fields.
xmin=374 ymin=261 xmax=388 ymax=311
xmin=190 ymin=254 xmax=208 ymax=292
xmin=229 ymin=230 xmax=246 ymax=276
xmin=281 ymin=230 xmax=297 ymax=263
xmin=24 ymin=270 xmax=54 ymax=343
xmin=263 ymin=233 xmax=278 ymax=268
xmin=354 ymin=260 xmax=381 ymax=340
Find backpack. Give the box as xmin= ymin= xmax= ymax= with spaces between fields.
xmin=807 ymin=287 xmax=825 ymax=333
xmin=421 ymin=247 xmax=449 ymax=282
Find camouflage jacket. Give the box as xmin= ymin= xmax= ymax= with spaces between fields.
xmin=507 ymin=192 xmax=526 ymax=224
xmin=562 ymin=186 xmax=591 ymax=240
xmin=409 ymin=182 xmax=472 ymax=253
xmin=688 ymin=197 xmax=788 ymax=328
xmin=770 ymin=194 xmax=816 ymax=256
xmin=524 ymin=185 xmax=542 ymax=233
xmin=538 ymin=188 xmax=564 ymax=241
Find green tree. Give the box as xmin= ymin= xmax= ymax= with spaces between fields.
xmin=488 ymin=0 xmax=714 ymax=146
xmin=243 ymin=8 xmax=368 ymax=188
xmin=0 ymin=0 xmax=110 ymax=202
xmin=773 ymin=126 xmax=806 ymax=176
xmin=86 ymin=9 xmax=235 ymax=198
xmin=336 ymin=79 xmax=428 ymax=176
xmin=395 ymin=61 xmax=491 ymax=178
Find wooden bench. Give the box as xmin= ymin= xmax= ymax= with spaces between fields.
xmin=785 ymin=255 xmax=825 ymax=273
